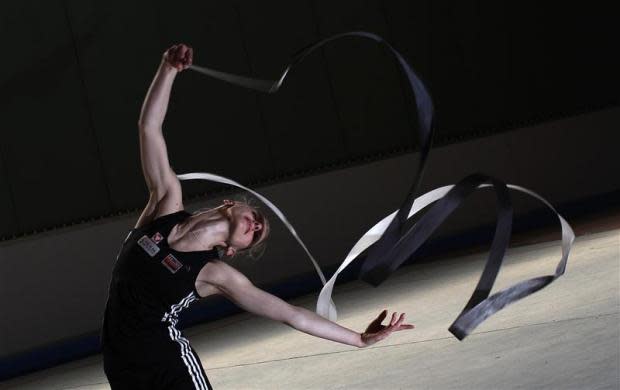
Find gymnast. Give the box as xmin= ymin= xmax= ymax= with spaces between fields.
xmin=100 ymin=43 xmax=415 ymax=389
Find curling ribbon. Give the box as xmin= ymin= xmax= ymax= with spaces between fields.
xmin=179 ymin=31 xmax=574 ymax=340
xmin=176 ymin=171 xmax=338 ymax=320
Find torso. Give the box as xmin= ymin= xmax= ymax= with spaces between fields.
xmin=136 ymin=200 xmax=226 ymax=300
xmin=166 ymin=221 xmax=223 ymax=299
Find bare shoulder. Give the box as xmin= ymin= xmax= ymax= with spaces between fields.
xmin=196 ymin=260 xmax=250 ymax=288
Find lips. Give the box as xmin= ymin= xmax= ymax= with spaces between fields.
xmin=244 ymin=217 xmax=251 ymax=234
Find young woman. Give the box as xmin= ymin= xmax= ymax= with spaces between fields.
xmin=100 ymin=43 xmax=414 ymax=389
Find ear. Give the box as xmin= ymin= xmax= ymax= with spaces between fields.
xmin=223 ymin=199 xmax=235 ymax=207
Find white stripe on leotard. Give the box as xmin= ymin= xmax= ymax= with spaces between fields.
xmin=162 ymin=292 xmax=211 ymax=390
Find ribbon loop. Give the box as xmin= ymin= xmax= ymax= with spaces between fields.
xmin=182 ymin=32 xmax=574 ymax=340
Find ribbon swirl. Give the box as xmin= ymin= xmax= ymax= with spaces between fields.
xmin=180 ymin=32 xmax=574 ymax=340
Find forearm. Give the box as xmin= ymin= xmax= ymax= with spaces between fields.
xmin=138 ymin=60 xmax=178 ymax=129
xmin=215 ymin=270 xmax=364 ymax=348
xmin=290 ymin=306 xmax=363 ymax=348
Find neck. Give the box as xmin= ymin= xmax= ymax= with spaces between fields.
xmin=169 ymin=208 xmax=231 ymax=251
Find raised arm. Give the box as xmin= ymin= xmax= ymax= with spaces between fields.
xmin=199 ymin=261 xmax=414 ymax=348
xmin=135 ymin=44 xmax=193 ymax=228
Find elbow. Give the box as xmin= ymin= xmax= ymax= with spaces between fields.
xmin=138 ymin=121 xmax=161 ymax=134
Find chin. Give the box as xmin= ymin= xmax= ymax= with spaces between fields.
xmin=231 ymin=234 xmax=251 ymax=248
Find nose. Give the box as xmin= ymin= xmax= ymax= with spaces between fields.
xmin=247 ymin=216 xmax=262 ymax=232
xmin=251 ymin=220 xmax=262 ymax=231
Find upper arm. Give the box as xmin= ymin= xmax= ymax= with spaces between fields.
xmin=198 ymin=261 xmax=300 ymax=325
xmin=135 ymin=125 xmax=183 ymax=228
xmin=139 ymin=125 xmax=180 ymax=194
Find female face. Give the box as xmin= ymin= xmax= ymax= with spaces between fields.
xmin=227 ymin=202 xmax=267 ymax=251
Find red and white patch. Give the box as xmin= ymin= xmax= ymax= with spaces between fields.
xmin=161 ymin=254 xmax=183 ymax=274
xmin=151 ymin=232 xmax=164 ymax=244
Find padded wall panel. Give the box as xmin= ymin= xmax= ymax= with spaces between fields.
xmin=381 ymin=0 xmax=431 ymax=147
xmin=0 ymin=1 xmax=111 ymax=232
xmin=501 ymin=4 xmax=620 ymax=125
xmin=424 ymin=2 xmax=486 ymax=137
xmin=64 ymin=0 xmax=165 ymax=211
xmin=235 ymin=1 xmax=346 ymax=174
xmin=312 ymin=0 xmax=415 ymax=156
xmin=430 ymin=2 xmax=511 ymax=135
xmin=152 ymin=1 xmax=272 ymax=197
xmin=382 ymin=0 xmax=432 ymax=81
xmin=424 ymin=2 xmax=620 ymax=140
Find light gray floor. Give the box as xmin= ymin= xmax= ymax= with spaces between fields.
xmin=2 ymin=228 xmax=619 ymax=390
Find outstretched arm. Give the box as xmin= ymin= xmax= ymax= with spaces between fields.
xmin=135 ymin=44 xmax=193 ymax=228
xmin=199 ymin=261 xmax=414 ymax=348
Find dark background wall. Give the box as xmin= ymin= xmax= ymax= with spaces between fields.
xmin=0 ymin=0 xmax=617 ymax=240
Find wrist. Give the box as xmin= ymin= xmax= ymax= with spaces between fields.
xmin=357 ymin=332 xmax=367 ymax=348
xmin=159 ymin=59 xmax=179 ymax=76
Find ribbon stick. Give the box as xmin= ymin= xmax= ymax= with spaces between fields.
xmin=181 ymin=31 xmax=574 ymax=340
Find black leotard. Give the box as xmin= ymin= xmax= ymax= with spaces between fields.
xmin=101 ymin=210 xmax=220 ymax=389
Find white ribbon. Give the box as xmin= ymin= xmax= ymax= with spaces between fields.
xmin=178 ymin=172 xmax=574 ymax=324
xmin=177 ymin=172 xmax=338 ymax=320
xmin=316 ymin=183 xmax=575 ymax=320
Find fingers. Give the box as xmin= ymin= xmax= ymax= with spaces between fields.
xmin=363 ymin=312 xmax=415 ymax=347
xmin=388 ymin=313 xmax=414 ymax=331
xmin=380 ymin=311 xmax=409 ymax=327
xmin=389 ymin=312 xmax=401 ymax=326
xmin=164 ymin=43 xmax=193 ymax=71
xmin=177 ymin=44 xmax=193 ymax=69
xmin=374 ymin=310 xmax=415 ymax=334
xmin=186 ymin=47 xmax=193 ymax=67
xmin=174 ymin=45 xmax=185 ymax=71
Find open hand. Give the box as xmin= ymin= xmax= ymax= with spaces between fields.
xmin=360 ymin=310 xmax=414 ymax=347
xmin=163 ymin=43 xmax=193 ymax=72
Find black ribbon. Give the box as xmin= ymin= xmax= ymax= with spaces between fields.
xmin=188 ymin=31 xmax=573 ymax=340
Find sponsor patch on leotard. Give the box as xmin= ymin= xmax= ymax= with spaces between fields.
xmin=137 ymin=235 xmax=160 ymax=257
xmin=162 ymin=254 xmax=183 ymax=274
xmin=151 ymin=232 xmax=164 ymax=244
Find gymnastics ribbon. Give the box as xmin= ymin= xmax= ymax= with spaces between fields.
xmin=179 ymin=31 xmax=574 ymax=340
xmin=176 ymin=171 xmax=338 ymax=320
